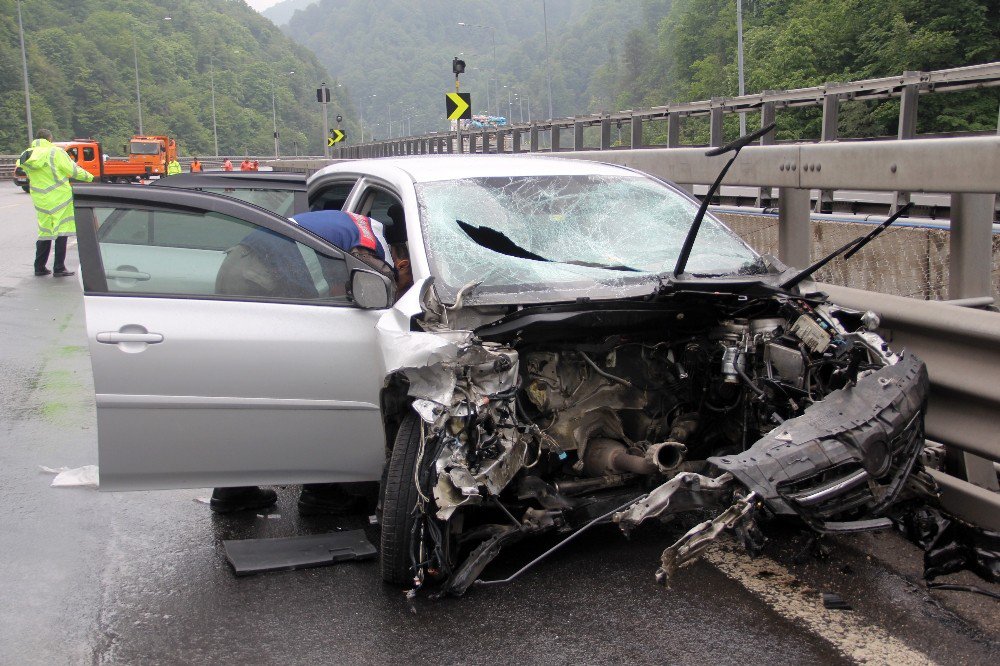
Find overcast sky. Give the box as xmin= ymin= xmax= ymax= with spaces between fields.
xmin=244 ymin=0 xmax=283 ymax=11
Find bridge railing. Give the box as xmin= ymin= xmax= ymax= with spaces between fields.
xmin=342 ymin=62 xmax=1000 ymax=178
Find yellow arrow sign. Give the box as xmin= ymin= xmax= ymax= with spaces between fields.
xmin=327 ymin=129 xmax=345 ymax=146
xmin=446 ymin=92 xmax=471 ymax=120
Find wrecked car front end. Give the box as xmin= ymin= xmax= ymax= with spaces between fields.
xmin=378 ymin=280 xmax=930 ymax=594
xmin=375 ymin=165 xmax=931 ymax=595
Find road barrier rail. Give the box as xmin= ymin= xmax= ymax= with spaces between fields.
xmin=343 ymin=62 xmax=1000 ymax=159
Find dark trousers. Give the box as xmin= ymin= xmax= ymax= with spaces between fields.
xmin=35 ymin=236 xmax=68 ymax=273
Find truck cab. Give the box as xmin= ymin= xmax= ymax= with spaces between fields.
xmin=56 ymin=139 xmax=104 ymax=180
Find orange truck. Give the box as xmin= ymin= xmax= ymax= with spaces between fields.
xmin=57 ymin=135 xmax=179 ymax=183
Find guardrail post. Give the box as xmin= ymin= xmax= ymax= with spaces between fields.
xmin=949 ymin=191 xmax=1000 ymax=491
xmin=601 ymin=116 xmax=612 ymax=150
xmin=631 ymin=114 xmax=643 ymax=149
xmin=709 ymin=100 xmax=724 ymax=147
xmin=815 ymin=91 xmax=840 ymax=213
xmin=755 ymin=98 xmax=777 ymax=207
xmin=498 ymin=129 xmax=508 ymax=153
xmin=482 ymin=131 xmax=491 ymax=154
xmin=512 ymin=128 xmax=521 ymax=153
xmin=949 ymin=193 xmax=995 ymax=300
xmin=574 ymin=120 xmax=585 ymax=151
xmin=667 ymin=113 xmax=680 ymax=148
xmin=778 ymin=187 xmax=811 ymax=268
xmin=469 ymin=133 xmax=478 ymax=154
xmin=551 ymin=125 xmax=561 ymax=152
xmin=530 ymin=124 xmax=539 ymax=152
xmin=891 ymin=78 xmax=921 ymax=213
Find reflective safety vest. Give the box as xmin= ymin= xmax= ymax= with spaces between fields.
xmin=167 ymin=159 xmax=182 ymax=175
xmin=190 ymin=160 xmax=203 ymax=172
xmin=19 ymin=138 xmax=94 ymax=239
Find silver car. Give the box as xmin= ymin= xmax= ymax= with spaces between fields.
xmin=74 ymin=155 xmax=929 ymax=594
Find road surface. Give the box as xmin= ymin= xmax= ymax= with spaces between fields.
xmin=0 ymin=182 xmax=996 ymax=664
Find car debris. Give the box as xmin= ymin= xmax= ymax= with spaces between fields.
xmin=223 ymin=531 xmax=376 ymax=575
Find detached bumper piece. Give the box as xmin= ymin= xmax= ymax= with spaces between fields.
xmin=710 ymin=352 xmax=929 ymax=532
xmin=223 ymin=530 xmax=376 ymax=576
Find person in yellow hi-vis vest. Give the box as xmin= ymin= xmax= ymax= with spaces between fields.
xmin=19 ymin=129 xmax=94 ymax=277
xmin=167 ymin=156 xmax=182 ymax=175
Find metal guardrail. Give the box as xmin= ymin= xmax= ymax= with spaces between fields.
xmin=342 ymin=62 xmax=1000 ymax=171
xmin=0 ymin=155 xmax=310 ymax=179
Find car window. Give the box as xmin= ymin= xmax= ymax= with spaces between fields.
xmin=66 ymin=147 xmax=78 ymax=162
xmin=361 ymin=188 xmax=401 ymax=227
xmin=93 ymin=207 xmax=350 ymax=301
xmin=310 ymin=181 xmax=357 ymax=212
xmin=83 ymin=147 xmax=95 ymax=162
xmin=198 ymin=187 xmax=300 ymax=217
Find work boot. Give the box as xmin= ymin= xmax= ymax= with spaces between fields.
xmin=34 ymin=268 xmax=51 ymax=276
xmin=210 ymin=486 xmax=277 ymax=514
xmin=52 ymin=269 xmax=75 ymax=277
xmin=298 ymin=483 xmax=358 ymax=516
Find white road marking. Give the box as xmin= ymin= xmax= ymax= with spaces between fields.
xmin=702 ymin=544 xmax=937 ymax=665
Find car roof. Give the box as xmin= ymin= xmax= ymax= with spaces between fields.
xmin=310 ymin=154 xmax=637 ymax=184
xmin=151 ymin=172 xmax=307 ymax=190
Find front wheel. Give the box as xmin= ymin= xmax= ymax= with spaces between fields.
xmin=21 ymin=185 xmax=29 ymax=193
xmin=379 ymin=412 xmax=425 ymax=586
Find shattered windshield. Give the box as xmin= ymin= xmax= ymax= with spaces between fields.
xmin=416 ymin=174 xmax=760 ymax=303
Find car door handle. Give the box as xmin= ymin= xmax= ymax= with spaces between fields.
xmin=97 ymin=332 xmax=164 ymax=344
xmin=106 ymin=269 xmax=151 ymax=281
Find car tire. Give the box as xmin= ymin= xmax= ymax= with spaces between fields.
xmin=380 ymin=411 xmax=424 ymax=587
xmin=21 ymin=185 xmax=29 ymax=193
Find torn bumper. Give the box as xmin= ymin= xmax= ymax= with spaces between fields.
xmin=710 ymin=352 xmax=929 ymax=531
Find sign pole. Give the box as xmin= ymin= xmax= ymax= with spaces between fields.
xmin=319 ymin=83 xmax=331 ymax=159
xmin=455 ymin=73 xmax=463 ymax=154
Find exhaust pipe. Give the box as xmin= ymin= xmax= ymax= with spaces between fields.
xmin=645 ymin=441 xmax=687 ymax=474
xmin=582 ymin=438 xmax=657 ymax=477
xmin=582 ymin=438 xmax=689 ymax=477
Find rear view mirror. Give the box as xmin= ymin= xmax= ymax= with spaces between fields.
xmin=349 ymin=269 xmax=394 ymax=309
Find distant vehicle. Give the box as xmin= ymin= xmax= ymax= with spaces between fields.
xmin=13 ymin=164 xmax=29 ymax=192
xmin=18 ymin=135 xmax=180 ymax=188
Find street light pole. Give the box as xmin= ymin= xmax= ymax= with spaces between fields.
xmin=209 ymin=55 xmax=219 ymax=157
xmin=736 ymin=0 xmax=746 ymax=135
xmin=132 ymin=30 xmax=143 ymax=134
xmin=271 ymin=78 xmax=279 ymax=157
xmin=458 ymin=23 xmax=498 ymax=117
xmin=16 ymin=0 xmax=32 ymax=141
xmin=542 ymin=0 xmax=554 ymax=120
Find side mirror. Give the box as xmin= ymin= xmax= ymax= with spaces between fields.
xmin=348 ymin=268 xmax=394 ymax=309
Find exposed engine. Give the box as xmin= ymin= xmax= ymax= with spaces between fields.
xmin=385 ymin=287 xmax=930 ymax=595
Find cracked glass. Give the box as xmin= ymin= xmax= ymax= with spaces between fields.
xmin=416 ymin=175 xmax=760 ymax=304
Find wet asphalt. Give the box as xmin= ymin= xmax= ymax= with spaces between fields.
xmin=0 ymin=184 xmax=996 ymax=665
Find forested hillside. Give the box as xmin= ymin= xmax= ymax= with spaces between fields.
xmin=280 ymin=0 xmax=647 ymax=138
xmin=0 ymin=0 xmax=352 ymax=155
xmin=262 ymin=0 xmax=318 ymax=26
xmin=605 ymin=0 xmax=1000 ymax=142
xmin=276 ymin=0 xmax=998 ymax=142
